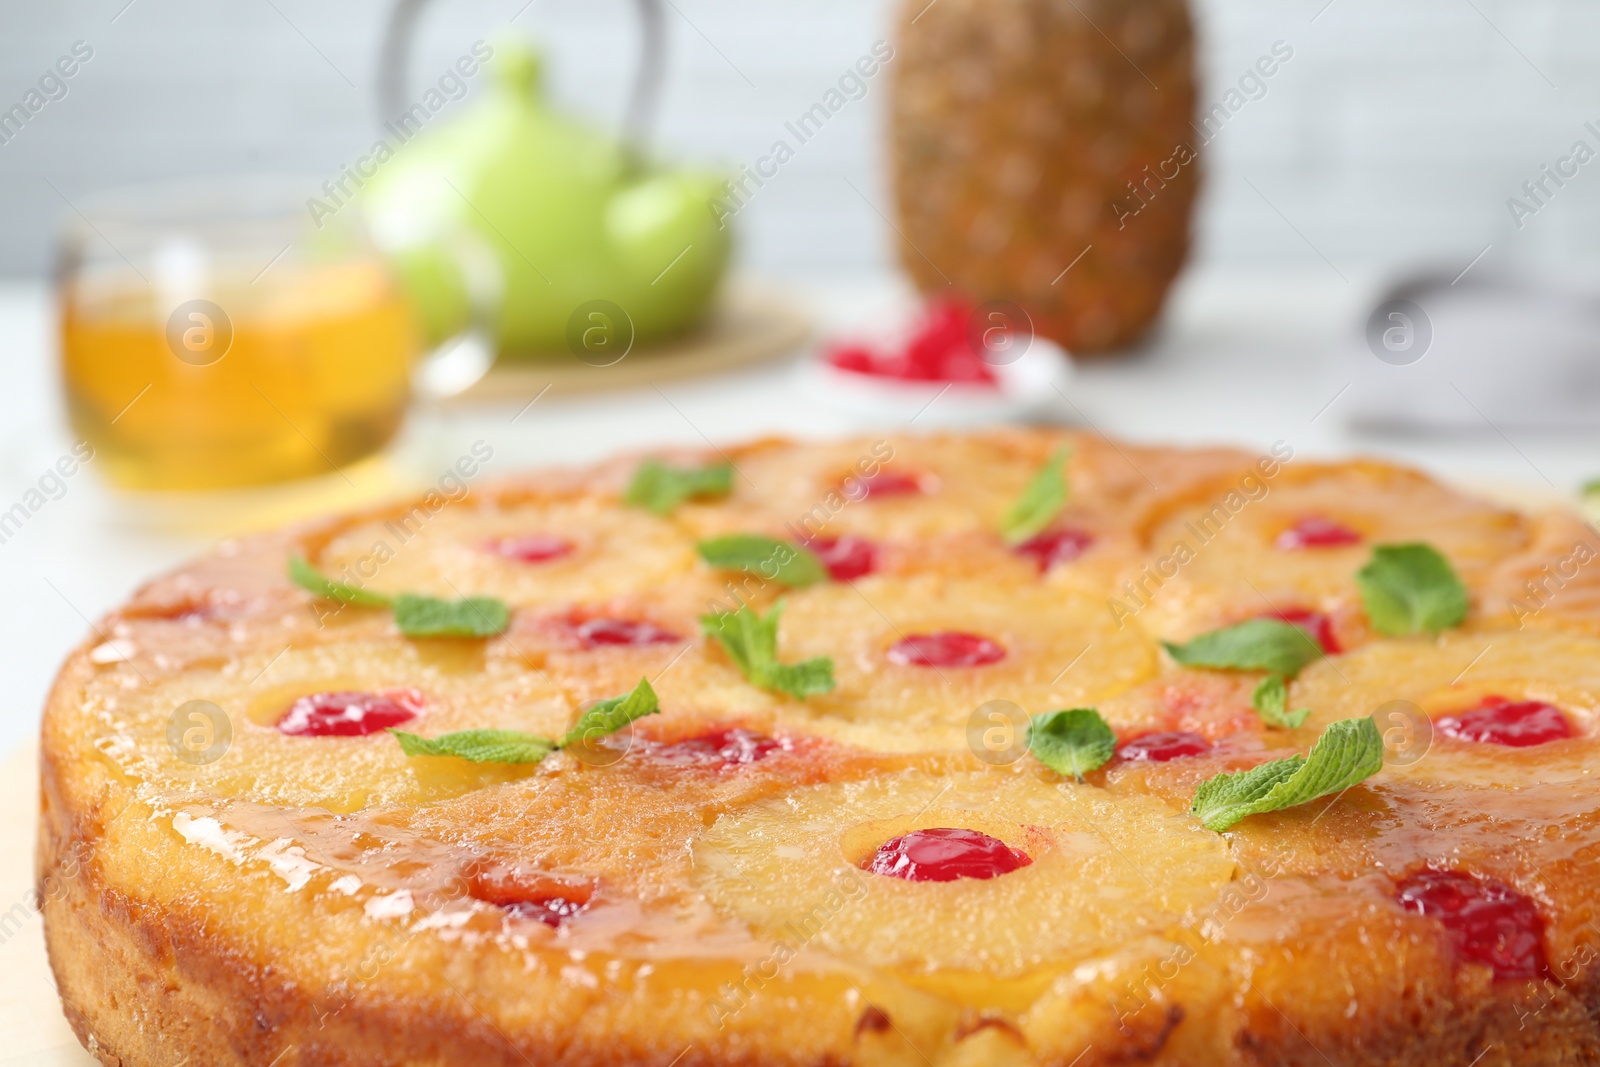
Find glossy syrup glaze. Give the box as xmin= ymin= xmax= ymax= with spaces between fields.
xmin=179 ymin=796 xmax=794 ymax=963
xmin=466 ymin=864 xmax=594 ymax=928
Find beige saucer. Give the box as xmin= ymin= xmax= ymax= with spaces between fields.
xmin=453 ymin=279 xmax=812 ymax=402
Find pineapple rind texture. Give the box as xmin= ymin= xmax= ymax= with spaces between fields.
xmin=38 ymin=429 xmax=1600 ymax=1066
xmin=889 ymin=0 xmax=1201 ymax=353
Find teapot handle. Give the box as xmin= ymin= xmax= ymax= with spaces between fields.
xmin=375 ymin=0 xmax=666 ymax=154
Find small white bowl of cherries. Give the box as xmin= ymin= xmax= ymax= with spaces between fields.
xmin=802 ymin=297 xmax=1074 ymax=427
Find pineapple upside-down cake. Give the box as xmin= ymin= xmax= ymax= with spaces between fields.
xmin=38 ymin=430 xmax=1600 ymax=1067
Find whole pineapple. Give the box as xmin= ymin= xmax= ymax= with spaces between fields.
xmin=889 ymin=0 xmax=1199 ymax=355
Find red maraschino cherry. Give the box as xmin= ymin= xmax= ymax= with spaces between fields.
xmin=805 ymin=535 xmax=878 ymax=581
xmin=653 ymin=727 xmax=785 ymax=768
xmin=857 ymin=472 xmax=926 ymax=499
xmin=827 ymin=298 xmax=999 ymax=386
xmin=1275 ymin=515 xmax=1362 ymax=550
xmin=866 ymin=828 xmax=1032 ymax=882
xmin=887 ymin=632 xmax=1006 ymax=667
xmin=1396 ymin=869 xmax=1547 ymax=980
xmin=1015 ymin=528 xmax=1094 ymax=571
xmin=485 ymin=535 xmax=573 ymax=564
xmin=276 ymin=689 xmax=424 ymax=737
xmin=468 ymin=869 xmax=592 ymax=929
xmin=575 ymin=618 xmax=680 ymax=648
xmin=1116 ymin=731 xmax=1212 ymax=762
xmin=1436 ymin=696 xmax=1574 ymax=747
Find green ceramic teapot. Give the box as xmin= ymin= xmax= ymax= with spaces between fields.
xmin=362 ymin=1 xmax=731 ymax=358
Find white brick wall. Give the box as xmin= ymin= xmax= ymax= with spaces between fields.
xmin=0 ymin=0 xmax=1596 ymax=279
xmin=1194 ymin=0 xmax=1600 ymax=276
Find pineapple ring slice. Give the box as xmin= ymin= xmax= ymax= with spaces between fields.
xmin=775 ymin=576 xmax=1158 ymax=752
xmin=86 ymin=637 xmax=573 ymax=812
xmin=316 ymin=495 xmax=705 ymax=608
xmin=1285 ymin=627 xmax=1600 ymax=786
xmin=675 ymin=434 xmax=1060 ymax=542
xmin=694 ymin=768 xmax=1234 ymax=977
xmin=1129 ymin=461 xmax=1528 ymax=645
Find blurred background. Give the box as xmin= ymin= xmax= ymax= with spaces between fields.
xmin=3 ymin=0 xmax=1600 ymax=757
xmin=5 ymin=0 xmax=1600 ymax=275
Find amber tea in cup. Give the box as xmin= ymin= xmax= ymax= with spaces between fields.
xmin=59 ymin=176 xmax=419 ymax=491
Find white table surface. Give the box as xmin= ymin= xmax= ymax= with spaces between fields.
xmin=2 ymin=265 xmax=1595 ymax=758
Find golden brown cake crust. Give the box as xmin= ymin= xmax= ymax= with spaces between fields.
xmin=38 ymin=430 xmax=1600 ymax=1066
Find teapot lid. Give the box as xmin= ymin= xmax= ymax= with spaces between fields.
xmin=487 ymin=35 xmax=544 ymax=105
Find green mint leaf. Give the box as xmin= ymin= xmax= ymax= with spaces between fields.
xmin=392 ymin=593 xmax=510 ymax=638
xmin=755 ymin=657 xmax=837 ymax=700
xmin=696 ymin=534 xmax=829 ymax=587
xmin=1001 ymin=446 xmax=1072 ymax=544
xmin=288 ymin=554 xmax=392 ymax=608
xmin=390 ymin=728 xmax=555 ymax=763
xmin=1355 ymin=543 xmax=1469 ymax=636
xmin=1163 ymin=619 xmax=1323 ymax=678
xmin=1191 ymin=716 xmax=1383 ymax=831
xmin=1027 ymin=707 xmax=1116 ymax=779
xmin=559 ymin=677 xmax=661 ymax=747
xmin=700 ymin=602 xmax=836 ymax=699
xmin=390 ymin=678 xmax=659 ymax=764
xmin=625 ymin=459 xmax=733 ymax=516
xmin=702 ymin=602 xmax=774 ymax=677
xmin=1251 ymin=674 xmax=1310 ymax=729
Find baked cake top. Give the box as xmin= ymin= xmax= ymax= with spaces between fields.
xmin=39 ymin=430 xmax=1600 ymax=1066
